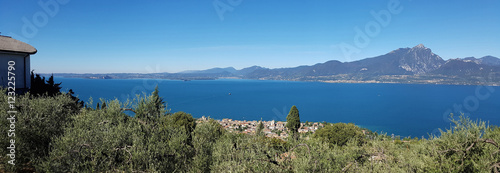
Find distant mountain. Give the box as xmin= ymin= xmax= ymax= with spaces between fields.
xmin=235 ymin=66 xmax=268 ymax=76
xmin=247 ymin=44 xmax=446 ymax=78
xmin=396 ymin=44 xmax=445 ymax=74
xmin=430 ymin=57 xmax=500 ymax=79
xmin=345 ymin=44 xmax=444 ymax=75
xmin=481 ymin=56 xmax=500 ymax=66
xmin=431 ymin=59 xmax=500 ymax=76
xmin=52 ymin=44 xmax=500 ymax=85
xmin=180 ymin=67 xmax=237 ymax=74
xmin=179 ymin=65 xmax=267 ymax=77
xmin=463 ymin=56 xmax=500 ymax=66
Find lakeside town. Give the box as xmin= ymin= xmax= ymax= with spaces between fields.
xmin=198 ymin=116 xmax=326 ymax=139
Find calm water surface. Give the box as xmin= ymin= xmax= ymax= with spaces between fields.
xmin=56 ymin=77 xmax=500 ymax=137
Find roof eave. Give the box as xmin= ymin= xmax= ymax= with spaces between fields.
xmin=0 ymin=49 xmax=37 ymax=55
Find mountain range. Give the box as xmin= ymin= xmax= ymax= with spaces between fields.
xmin=53 ymin=44 xmax=500 ymax=85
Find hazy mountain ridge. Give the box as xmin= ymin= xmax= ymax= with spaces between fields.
xmin=51 ymin=44 xmax=500 ymax=85
xmin=463 ymin=56 xmax=500 ymax=66
xmin=245 ymin=44 xmax=447 ymax=78
xmin=431 ymin=59 xmax=500 ymax=76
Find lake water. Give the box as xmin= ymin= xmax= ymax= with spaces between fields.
xmin=55 ymin=77 xmax=500 ymax=138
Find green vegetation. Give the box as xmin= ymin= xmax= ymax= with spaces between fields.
xmin=286 ymin=105 xmax=301 ymax=140
xmin=1 ymin=87 xmax=500 ymax=172
xmin=313 ymin=122 xmax=366 ymax=147
xmin=29 ymin=72 xmax=61 ymax=97
xmin=256 ymin=119 xmax=264 ymax=136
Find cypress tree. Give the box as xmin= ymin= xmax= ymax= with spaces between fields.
xmin=256 ymin=119 xmax=264 ymax=136
xmin=286 ymin=105 xmax=301 ymax=140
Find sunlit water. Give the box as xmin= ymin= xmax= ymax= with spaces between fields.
xmin=56 ymin=77 xmax=500 ymax=138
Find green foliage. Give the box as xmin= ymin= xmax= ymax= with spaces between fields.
xmin=286 ymin=105 xmax=301 ymax=140
xmin=168 ymin=111 xmax=196 ymax=145
xmin=29 ymin=72 xmax=61 ymax=97
xmin=134 ymin=86 xmax=167 ymax=120
xmin=38 ymin=100 xmax=139 ymax=172
xmin=67 ymin=89 xmax=85 ymax=108
xmin=431 ymin=114 xmax=500 ymax=172
xmin=256 ymin=120 xmax=264 ymax=136
xmin=192 ymin=119 xmax=225 ymax=172
xmin=313 ymin=122 xmax=366 ymax=147
xmin=211 ymin=133 xmax=289 ymax=172
xmin=169 ymin=112 xmax=196 ymax=133
xmin=0 ymin=90 xmax=80 ymax=172
xmin=267 ymin=136 xmax=289 ymax=153
xmin=394 ymin=138 xmax=404 ymax=145
xmin=29 ymin=72 xmax=84 ymax=108
xmin=36 ymin=91 xmax=195 ymax=172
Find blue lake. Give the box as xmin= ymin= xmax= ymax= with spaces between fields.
xmin=56 ymin=77 xmax=500 ymax=138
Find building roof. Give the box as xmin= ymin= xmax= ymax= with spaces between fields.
xmin=0 ymin=36 xmax=37 ymax=54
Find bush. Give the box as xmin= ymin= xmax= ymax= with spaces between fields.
xmin=211 ymin=133 xmax=288 ymax=172
xmin=0 ymin=90 xmax=80 ymax=172
xmin=37 ymin=91 xmax=196 ymax=172
xmin=192 ymin=119 xmax=225 ymax=172
xmin=134 ymin=86 xmax=167 ymax=120
xmin=431 ymin=114 xmax=500 ymax=172
xmin=313 ymin=122 xmax=366 ymax=147
xmin=37 ymin=100 xmax=139 ymax=172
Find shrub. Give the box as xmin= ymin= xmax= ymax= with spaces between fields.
xmin=37 ymin=91 xmax=196 ymax=172
xmin=192 ymin=119 xmax=225 ymax=172
xmin=313 ymin=122 xmax=366 ymax=147
xmin=432 ymin=114 xmax=500 ymax=173
xmin=0 ymin=90 xmax=80 ymax=171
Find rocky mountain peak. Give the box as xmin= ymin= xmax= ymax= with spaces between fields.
xmin=398 ymin=44 xmax=444 ymax=74
xmin=413 ymin=44 xmax=427 ymax=49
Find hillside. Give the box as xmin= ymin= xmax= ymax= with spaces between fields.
xmin=2 ymin=87 xmax=500 ymax=172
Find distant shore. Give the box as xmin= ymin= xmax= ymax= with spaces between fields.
xmin=47 ymin=73 xmax=500 ymax=87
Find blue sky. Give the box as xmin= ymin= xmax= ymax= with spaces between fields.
xmin=1 ymin=0 xmax=499 ymax=73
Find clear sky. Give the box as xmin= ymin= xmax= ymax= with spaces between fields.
xmin=1 ymin=0 xmax=499 ymax=73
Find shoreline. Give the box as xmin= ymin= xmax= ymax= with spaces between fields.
xmin=49 ymin=75 xmax=500 ymax=87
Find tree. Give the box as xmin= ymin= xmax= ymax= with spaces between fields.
xmin=256 ymin=119 xmax=264 ymax=136
xmin=286 ymin=105 xmax=301 ymax=140
xmin=101 ymin=101 xmax=106 ymax=109
xmin=169 ymin=111 xmax=197 ymax=145
xmin=135 ymin=86 xmax=167 ymax=120
xmin=192 ymin=119 xmax=225 ymax=172
xmin=67 ymin=89 xmax=85 ymax=109
xmin=313 ymin=122 xmax=365 ymax=146
xmin=150 ymin=86 xmax=164 ymax=113
xmin=30 ymin=71 xmax=61 ymax=97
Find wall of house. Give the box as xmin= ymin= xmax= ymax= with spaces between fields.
xmin=0 ymin=52 xmax=31 ymax=89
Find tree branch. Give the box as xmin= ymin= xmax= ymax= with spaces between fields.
xmin=122 ymin=108 xmax=136 ymax=113
xmin=115 ymin=145 xmax=133 ymax=163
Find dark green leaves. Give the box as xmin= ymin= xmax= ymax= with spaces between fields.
xmin=286 ymin=105 xmax=301 ymax=140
